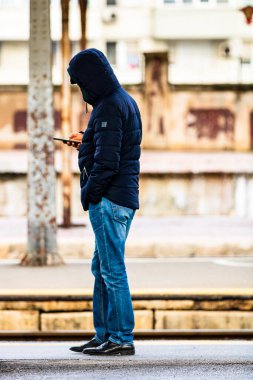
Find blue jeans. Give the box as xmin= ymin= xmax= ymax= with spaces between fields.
xmin=88 ymin=196 xmax=136 ymax=345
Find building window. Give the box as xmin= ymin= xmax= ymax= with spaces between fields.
xmin=51 ymin=41 xmax=58 ymax=68
xmin=107 ymin=0 xmax=116 ymax=5
xmin=106 ymin=42 xmax=116 ymax=65
xmin=164 ymin=0 xmax=176 ymax=3
xmin=127 ymin=42 xmax=140 ymax=69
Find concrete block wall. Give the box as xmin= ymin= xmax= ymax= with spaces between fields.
xmin=1 ymin=171 xmax=253 ymax=218
xmin=0 ymin=299 xmax=253 ymax=332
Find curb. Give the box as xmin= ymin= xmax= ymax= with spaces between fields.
xmin=0 ymin=288 xmax=252 ymax=301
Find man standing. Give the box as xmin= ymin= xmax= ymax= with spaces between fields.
xmin=67 ymin=49 xmax=142 ymax=356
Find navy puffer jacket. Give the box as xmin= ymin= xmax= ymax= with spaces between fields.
xmin=67 ymin=48 xmax=142 ymax=211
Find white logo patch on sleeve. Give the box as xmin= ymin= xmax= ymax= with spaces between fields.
xmin=101 ymin=121 xmax=107 ymax=128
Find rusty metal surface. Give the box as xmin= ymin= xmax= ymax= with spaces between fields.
xmin=22 ymin=0 xmax=61 ymax=266
xmin=143 ymin=52 xmax=170 ymax=149
xmin=186 ymin=108 xmax=234 ymax=141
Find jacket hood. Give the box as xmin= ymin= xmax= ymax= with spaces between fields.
xmin=67 ymin=48 xmax=120 ymax=106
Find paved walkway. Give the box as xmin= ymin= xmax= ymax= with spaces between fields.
xmin=0 ymin=258 xmax=252 ymax=292
xmin=1 ymin=216 xmax=253 ymax=258
xmin=0 ymin=341 xmax=252 ymax=379
xmin=1 ymin=216 xmax=253 ymax=240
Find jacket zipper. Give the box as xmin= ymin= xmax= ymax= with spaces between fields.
xmin=82 ymin=166 xmax=89 ymax=180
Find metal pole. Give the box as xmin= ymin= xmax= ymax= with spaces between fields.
xmin=61 ymin=0 xmax=72 ymax=227
xmin=22 ymin=0 xmax=62 ymax=266
xmin=79 ymin=0 xmax=88 ymax=50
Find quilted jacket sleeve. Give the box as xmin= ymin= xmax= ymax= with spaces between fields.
xmin=81 ymin=104 xmax=123 ymax=210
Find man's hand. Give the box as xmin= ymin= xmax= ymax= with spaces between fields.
xmin=64 ymin=132 xmax=83 ymax=150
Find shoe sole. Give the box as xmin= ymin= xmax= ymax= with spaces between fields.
xmin=70 ymin=345 xmax=101 ymax=353
xmin=83 ymin=349 xmax=135 ymax=356
xmin=69 ymin=349 xmax=83 ymax=354
xmin=70 ymin=349 xmax=83 ymax=353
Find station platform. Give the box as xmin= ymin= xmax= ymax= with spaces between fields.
xmin=0 ymin=340 xmax=253 ymax=380
xmin=1 ymin=215 xmax=253 ymax=259
xmin=0 ymin=258 xmax=252 ymax=333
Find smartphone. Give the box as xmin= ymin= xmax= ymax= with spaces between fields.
xmin=53 ymin=137 xmax=80 ymax=144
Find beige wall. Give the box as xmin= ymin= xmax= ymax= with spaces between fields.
xmin=1 ymin=172 xmax=253 ymax=218
xmin=0 ymin=52 xmax=253 ymax=151
xmin=0 ymin=88 xmax=85 ymax=149
xmin=168 ymin=90 xmax=253 ymax=151
xmin=0 ymin=42 xmax=29 ymax=85
xmin=0 ymin=84 xmax=253 ymax=151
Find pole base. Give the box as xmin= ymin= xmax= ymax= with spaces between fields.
xmin=20 ymin=252 xmax=64 ymax=267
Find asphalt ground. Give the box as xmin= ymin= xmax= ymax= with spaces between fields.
xmin=0 ymin=258 xmax=252 ymax=291
xmin=0 ymin=340 xmax=252 ymax=379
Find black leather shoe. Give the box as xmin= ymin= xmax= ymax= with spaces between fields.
xmin=83 ymin=340 xmax=135 ymax=356
xmin=69 ymin=337 xmax=102 ymax=353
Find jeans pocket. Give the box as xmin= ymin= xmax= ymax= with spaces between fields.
xmin=89 ymin=201 xmax=101 ymax=211
xmin=110 ymin=200 xmax=134 ymax=225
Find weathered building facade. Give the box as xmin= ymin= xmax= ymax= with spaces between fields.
xmin=1 ymin=52 xmax=253 ymax=151
xmin=0 ymin=52 xmax=253 ymax=218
